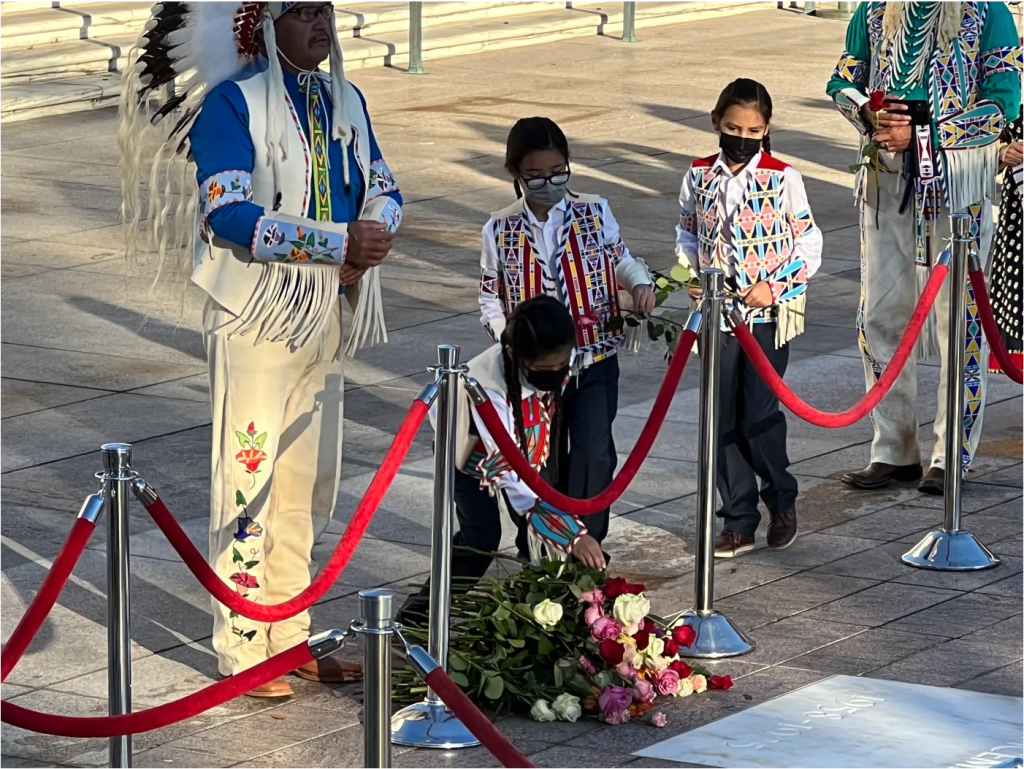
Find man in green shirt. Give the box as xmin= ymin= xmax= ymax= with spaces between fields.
xmin=826 ymin=2 xmax=1021 ymax=494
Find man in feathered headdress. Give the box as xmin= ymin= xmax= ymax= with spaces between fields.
xmin=120 ymin=1 xmax=402 ymax=697
xmin=827 ymin=2 xmax=1021 ymax=495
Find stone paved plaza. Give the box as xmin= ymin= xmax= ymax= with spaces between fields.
xmin=1 ymin=6 xmax=1022 ymax=768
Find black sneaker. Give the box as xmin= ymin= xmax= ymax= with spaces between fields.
xmin=767 ymin=506 xmax=797 ymax=549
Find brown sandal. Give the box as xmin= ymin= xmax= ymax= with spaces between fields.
xmin=293 ymin=656 xmax=362 ymax=684
xmin=246 ymin=676 xmax=294 ymax=699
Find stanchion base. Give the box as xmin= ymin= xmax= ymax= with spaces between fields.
xmin=391 ymin=700 xmax=481 ymax=749
xmin=673 ymin=610 xmax=754 ymax=658
xmin=902 ymin=529 xmax=1000 ymax=571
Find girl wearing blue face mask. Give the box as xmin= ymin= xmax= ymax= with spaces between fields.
xmin=478 ymin=117 xmax=654 ymax=551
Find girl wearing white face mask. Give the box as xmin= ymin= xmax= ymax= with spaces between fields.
xmin=478 ymin=116 xmax=654 ymax=557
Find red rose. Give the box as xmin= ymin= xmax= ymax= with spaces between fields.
xmin=634 ymin=629 xmax=651 ymax=651
xmin=662 ymin=639 xmax=680 ymax=657
xmin=599 ymin=640 xmax=625 ymax=666
xmin=672 ymin=625 xmax=697 ymax=647
xmin=604 ymin=577 xmax=627 ymax=598
xmin=626 ymin=582 xmax=646 ymax=595
xmin=247 ymin=421 xmax=256 ymax=434
xmin=669 ymin=660 xmax=692 ymax=678
xmin=708 ymin=674 xmax=733 ymax=691
xmin=868 ymin=90 xmax=886 ymax=112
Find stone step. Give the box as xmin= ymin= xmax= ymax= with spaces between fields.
xmin=0 ymin=1 xmax=764 ymax=122
xmin=0 ymin=2 xmax=559 ymax=51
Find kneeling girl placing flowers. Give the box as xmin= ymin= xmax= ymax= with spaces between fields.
xmin=396 ymin=296 xmax=607 ymax=626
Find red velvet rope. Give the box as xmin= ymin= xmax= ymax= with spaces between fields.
xmin=424 ymin=668 xmax=534 ymax=768
xmin=1 ymin=642 xmax=312 ymax=736
xmin=733 ymin=262 xmax=949 ymax=428
xmin=969 ymin=269 xmax=1024 ymax=384
xmin=142 ymin=400 xmax=428 ymax=622
xmin=473 ymin=328 xmax=699 ymax=516
xmin=1 ymin=517 xmax=96 ymax=683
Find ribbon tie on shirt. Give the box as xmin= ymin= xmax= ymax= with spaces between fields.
xmin=298 ymin=71 xmax=334 ymax=217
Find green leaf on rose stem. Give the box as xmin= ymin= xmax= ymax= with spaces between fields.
xmin=244 ymin=560 xmax=260 ymax=569
xmin=848 ymin=164 xmax=865 ymax=174
xmin=235 ymin=490 xmax=247 ymax=507
xmin=604 ymin=316 xmax=625 ymax=333
xmin=655 ymin=277 xmax=670 ymax=289
xmin=484 ymin=674 xmax=505 ymax=700
xmin=864 ymin=142 xmax=879 ymax=157
xmin=508 ymin=638 xmax=526 ymax=648
xmin=670 ymin=264 xmax=692 ymax=283
xmin=568 ymin=583 xmax=582 ymax=599
xmin=254 ymin=432 xmax=268 ymax=450
xmin=492 ymin=606 xmax=511 ymax=621
xmin=232 ymin=548 xmax=244 ymax=563
xmin=625 ymin=316 xmax=641 ymax=328
xmin=655 ymin=290 xmax=670 ymax=307
xmin=577 ymin=575 xmax=595 ymax=592
xmin=235 ymin=430 xmax=250 ymax=448
xmin=449 ymin=671 xmax=470 ymax=688
xmin=449 ymin=653 xmax=468 ymax=671
xmin=538 ymin=636 xmax=554 ymax=656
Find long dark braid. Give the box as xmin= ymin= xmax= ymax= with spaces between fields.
xmin=500 ymin=296 xmax=576 ymax=484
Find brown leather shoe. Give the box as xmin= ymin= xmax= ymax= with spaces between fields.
xmin=246 ymin=676 xmax=294 ymax=699
xmin=293 ymin=655 xmax=362 ymax=684
xmin=918 ymin=466 xmax=945 ymax=496
xmin=714 ymin=531 xmax=755 ymax=559
xmin=841 ymin=462 xmax=923 ymax=490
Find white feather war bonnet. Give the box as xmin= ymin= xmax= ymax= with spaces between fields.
xmin=118 ymin=2 xmax=351 ymax=276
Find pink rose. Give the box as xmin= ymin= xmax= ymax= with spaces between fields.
xmin=647 ymin=712 xmax=667 ymax=728
xmin=654 ymin=669 xmax=680 ymax=697
xmin=605 ymin=709 xmax=630 ymax=725
xmin=584 ymin=604 xmax=604 ymax=627
xmin=689 ymin=674 xmax=708 ymax=694
xmin=591 ymin=616 xmax=623 ymax=642
xmin=598 ymin=685 xmax=632 ymax=718
xmin=578 ymin=655 xmax=598 ymax=677
xmin=632 ymin=678 xmax=656 ymax=704
xmin=616 ymin=662 xmax=639 ymax=681
xmin=580 ymin=588 xmax=605 ymax=606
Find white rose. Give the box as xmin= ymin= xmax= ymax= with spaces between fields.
xmin=551 ymin=693 xmax=582 ymax=723
xmin=612 ymin=593 xmax=651 ymax=631
xmin=530 ymin=699 xmax=557 ymax=722
xmin=689 ymin=674 xmax=707 ymax=694
xmin=644 ymin=635 xmax=665 ymax=659
xmin=675 ymin=678 xmax=694 ymax=698
xmin=532 ymin=599 xmax=563 ymax=630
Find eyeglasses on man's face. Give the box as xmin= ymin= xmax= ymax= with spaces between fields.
xmin=289 ymin=3 xmax=333 ymax=22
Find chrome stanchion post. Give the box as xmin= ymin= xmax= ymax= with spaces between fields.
xmin=391 ymin=345 xmax=479 ymax=749
xmin=903 ymin=214 xmax=1000 ymax=571
xmin=408 ymin=1 xmax=425 ymax=74
xmin=102 ymin=443 xmax=135 ymax=768
xmin=674 ymin=270 xmax=754 ymax=658
xmin=356 ymin=590 xmax=395 ymax=768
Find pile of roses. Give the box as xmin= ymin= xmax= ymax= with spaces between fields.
xmin=392 ymin=560 xmax=733 ymax=725
xmin=529 ymin=576 xmax=733 ymax=727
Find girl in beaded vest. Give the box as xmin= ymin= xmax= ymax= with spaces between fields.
xmin=397 ymin=296 xmax=606 ymax=625
xmin=479 ymin=117 xmax=655 ymax=550
xmin=676 ymin=78 xmax=823 ymax=559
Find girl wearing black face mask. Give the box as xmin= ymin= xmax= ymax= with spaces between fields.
xmin=674 ymin=77 xmax=823 ymax=560
xmin=397 ymin=296 xmax=608 ymax=626
xmin=477 ymin=118 xmax=654 ymax=565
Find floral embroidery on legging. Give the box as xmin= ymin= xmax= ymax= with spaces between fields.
xmin=235 ymin=421 xmax=268 ymax=488
xmin=229 ymin=489 xmax=263 ymax=643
